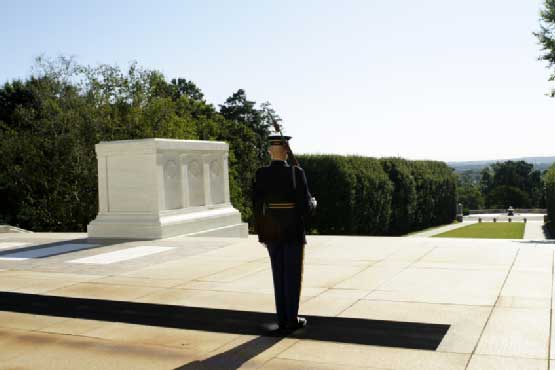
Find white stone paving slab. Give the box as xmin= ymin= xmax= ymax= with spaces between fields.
xmin=524 ymin=221 xmax=548 ymax=240
xmin=475 ymin=307 xmax=550 ymax=359
xmin=0 ymin=243 xmax=99 ymax=261
xmin=0 ymin=242 xmax=30 ymax=250
xmin=278 ymin=341 xmax=469 ymax=370
xmin=467 ymin=355 xmax=547 ymax=370
xmin=366 ymin=268 xmax=506 ymax=305
xmin=339 ymin=300 xmax=491 ymax=354
xmin=2 ymin=232 xmax=555 ymax=370
xmin=68 ymin=246 xmax=175 ymax=265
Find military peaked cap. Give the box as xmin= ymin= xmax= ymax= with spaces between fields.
xmin=268 ymin=134 xmax=292 ymax=146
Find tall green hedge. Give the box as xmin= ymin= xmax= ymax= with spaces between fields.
xmin=345 ymin=157 xmax=393 ymax=235
xmin=298 ymin=155 xmax=457 ymax=236
xmin=380 ymin=158 xmax=417 ymax=235
xmin=545 ymin=164 xmax=555 ymax=224
xmin=409 ymin=161 xmax=458 ymax=229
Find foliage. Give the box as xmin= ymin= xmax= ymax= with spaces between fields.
xmin=409 ymin=161 xmax=458 ymax=229
xmin=0 ymin=75 xmax=99 ymax=231
xmin=456 ymin=169 xmax=481 ymax=185
xmin=479 ymin=161 xmax=543 ymax=208
xmin=1 ymin=57 xmax=460 ymax=236
xmin=295 ymin=155 xmax=391 ymax=235
xmin=298 ymin=155 xmax=456 ymax=236
xmin=486 ymin=185 xmax=531 ymax=208
xmin=380 ymin=158 xmax=417 ymax=235
xmin=0 ymin=57 xmax=273 ymax=230
xmin=456 ymin=170 xmax=485 ymax=211
xmin=433 ymin=222 xmax=525 ymax=239
xmin=457 ymin=183 xmax=485 ymax=211
xmin=491 ymin=161 xmax=538 ymax=190
xmin=545 ymin=164 xmax=555 ymax=223
xmin=346 ymin=157 xmax=393 ymax=235
xmin=535 ymin=0 xmax=555 ymax=96
xmin=479 ymin=167 xmax=494 ymax=196
xmin=218 ymin=90 xmax=277 ymax=223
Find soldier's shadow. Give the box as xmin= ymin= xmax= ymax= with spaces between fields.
xmin=174 ymin=336 xmax=283 ymax=370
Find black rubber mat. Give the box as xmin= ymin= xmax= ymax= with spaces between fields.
xmin=0 ymin=291 xmax=449 ymax=350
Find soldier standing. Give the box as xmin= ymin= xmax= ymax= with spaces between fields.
xmin=253 ymin=134 xmax=316 ymax=331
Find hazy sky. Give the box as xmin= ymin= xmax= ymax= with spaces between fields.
xmin=1 ymin=0 xmax=553 ymax=161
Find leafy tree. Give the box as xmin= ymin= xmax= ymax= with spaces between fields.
xmin=487 ymin=185 xmax=531 ymax=208
xmin=0 ymin=57 xmax=272 ymax=231
xmin=475 ymin=161 xmax=543 ymax=209
xmin=545 ymin=164 xmax=555 ymax=223
xmin=456 ymin=169 xmax=484 ymax=210
xmin=219 ymin=89 xmax=271 ymax=163
xmin=170 ymin=78 xmax=204 ymax=101
xmin=457 ymin=170 xmax=480 ymax=186
xmin=491 ymin=161 xmax=535 ymax=190
xmin=218 ymin=90 xmax=278 ymax=223
xmin=457 ymin=182 xmax=485 ymax=210
xmin=529 ymin=169 xmax=545 ymax=208
xmin=479 ymin=167 xmax=494 ymax=197
xmin=0 ymin=74 xmax=98 ymax=230
xmin=535 ymin=0 xmax=555 ymax=96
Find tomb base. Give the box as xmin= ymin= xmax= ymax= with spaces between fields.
xmin=87 ymin=138 xmax=248 ymax=240
xmin=88 ymin=205 xmax=247 ymax=240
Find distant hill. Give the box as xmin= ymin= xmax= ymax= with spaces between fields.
xmin=448 ymin=156 xmax=555 ymax=173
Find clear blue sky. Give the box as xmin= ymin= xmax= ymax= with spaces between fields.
xmin=1 ymin=0 xmax=553 ymax=161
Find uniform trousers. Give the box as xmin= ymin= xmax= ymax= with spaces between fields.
xmin=266 ymin=241 xmax=305 ymax=326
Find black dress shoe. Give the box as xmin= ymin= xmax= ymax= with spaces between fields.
xmin=259 ymin=322 xmax=281 ymax=333
xmin=285 ymin=317 xmax=308 ymax=330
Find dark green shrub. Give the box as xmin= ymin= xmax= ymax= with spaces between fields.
xmin=544 ymin=164 xmax=555 ymax=224
xmin=487 ymin=185 xmax=530 ymax=209
xmin=297 ymin=155 xmax=393 ymax=235
xmin=298 ymin=155 xmax=456 ymax=235
xmin=380 ymin=158 xmax=417 ymax=235
xmin=346 ymin=156 xmax=393 ymax=235
xmin=297 ymin=155 xmax=358 ymax=234
xmin=409 ymin=161 xmax=457 ymax=229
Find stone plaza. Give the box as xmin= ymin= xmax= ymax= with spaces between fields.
xmin=0 ymin=138 xmax=553 ymax=369
xmin=0 ymin=231 xmax=553 ymax=370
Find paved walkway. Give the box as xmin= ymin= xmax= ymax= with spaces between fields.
xmin=0 ymin=233 xmax=554 ymax=369
xmin=524 ymin=221 xmax=549 ymax=240
xmin=409 ymin=221 xmax=477 ymax=237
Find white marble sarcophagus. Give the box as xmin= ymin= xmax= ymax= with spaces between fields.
xmin=87 ymin=139 xmax=248 ymax=239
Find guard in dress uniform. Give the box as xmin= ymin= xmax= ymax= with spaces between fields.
xmin=253 ymin=134 xmax=316 ymax=331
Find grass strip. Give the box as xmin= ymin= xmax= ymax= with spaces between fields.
xmin=432 ymin=222 xmax=525 ymax=239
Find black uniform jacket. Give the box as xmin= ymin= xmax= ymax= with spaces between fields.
xmin=253 ymin=160 xmax=313 ymax=245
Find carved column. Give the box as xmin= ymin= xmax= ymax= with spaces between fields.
xmin=222 ymin=153 xmax=230 ymax=204
xmin=97 ymin=155 xmax=109 ymax=213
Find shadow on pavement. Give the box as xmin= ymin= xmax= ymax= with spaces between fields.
xmin=0 ymin=238 xmax=120 ymax=259
xmin=0 ymin=291 xmax=449 ymax=350
xmin=174 ymin=336 xmax=282 ymax=370
xmin=518 ymin=240 xmax=555 ymax=244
